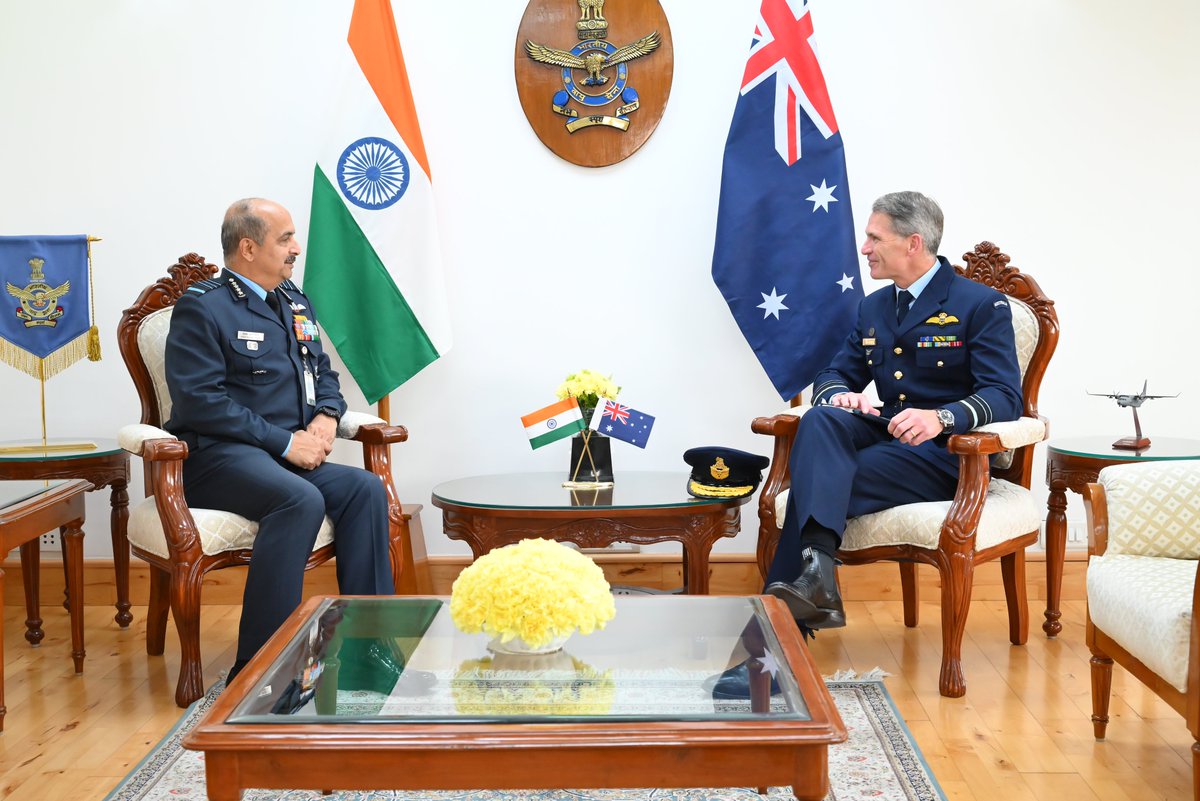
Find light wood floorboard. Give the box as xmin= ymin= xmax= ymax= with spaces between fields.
xmin=0 ymin=596 xmax=1194 ymax=800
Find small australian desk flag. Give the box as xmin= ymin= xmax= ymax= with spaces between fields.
xmin=711 ymin=0 xmax=862 ymax=400
xmin=589 ymin=401 xmax=655 ymax=448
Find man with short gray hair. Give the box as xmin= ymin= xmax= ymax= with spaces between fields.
xmin=762 ymin=191 xmax=1022 ymax=630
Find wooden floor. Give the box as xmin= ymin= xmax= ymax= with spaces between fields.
xmin=0 ymin=597 xmax=1193 ymax=801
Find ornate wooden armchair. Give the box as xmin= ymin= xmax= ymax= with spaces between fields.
xmin=117 ymin=253 xmax=413 ymax=707
xmin=753 ymin=242 xmax=1059 ymax=697
xmin=1086 ymin=462 xmax=1200 ymax=800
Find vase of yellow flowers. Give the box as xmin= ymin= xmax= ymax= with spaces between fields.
xmin=556 ymin=369 xmax=619 ymax=484
xmin=449 ymin=538 xmax=617 ymax=655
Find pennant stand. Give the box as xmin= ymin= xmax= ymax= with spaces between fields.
xmin=563 ymin=429 xmax=613 ymax=490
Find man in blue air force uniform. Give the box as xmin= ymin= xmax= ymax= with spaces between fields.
xmin=764 ymin=191 xmax=1023 ymax=629
xmin=164 ymin=198 xmax=394 ymax=685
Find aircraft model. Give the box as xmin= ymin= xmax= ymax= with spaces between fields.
xmin=1087 ymin=380 xmax=1179 ymax=450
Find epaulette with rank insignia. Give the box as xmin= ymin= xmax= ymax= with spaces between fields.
xmin=185 ymin=277 xmax=223 ymax=295
xmin=280 ymin=279 xmax=301 ymax=292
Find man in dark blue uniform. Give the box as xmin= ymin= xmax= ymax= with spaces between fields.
xmin=764 ymin=191 xmax=1022 ymax=630
xmin=164 ymin=198 xmax=394 ymax=684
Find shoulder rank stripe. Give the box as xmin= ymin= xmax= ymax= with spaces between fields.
xmin=186 ymin=278 xmax=223 ymax=295
xmin=280 ymin=279 xmax=300 ymax=292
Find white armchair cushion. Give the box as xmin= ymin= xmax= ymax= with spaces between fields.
xmin=774 ymin=478 xmax=1040 ymax=552
xmin=1087 ymin=553 xmax=1195 ymax=693
xmin=127 ymin=497 xmax=335 ymax=559
xmin=338 ymin=410 xmax=385 ymax=439
xmin=118 ymin=423 xmax=175 ymax=454
xmin=138 ymin=307 xmax=175 ymax=424
xmin=974 ymin=416 xmax=1045 ymax=449
xmin=1099 ymin=462 xmax=1200 ymax=558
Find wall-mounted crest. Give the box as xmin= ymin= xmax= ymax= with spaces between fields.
xmin=514 ymin=0 xmax=673 ymax=167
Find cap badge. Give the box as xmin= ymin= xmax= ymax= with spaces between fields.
xmin=710 ymin=457 xmax=730 ymax=480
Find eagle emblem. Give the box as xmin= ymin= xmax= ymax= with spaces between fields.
xmin=7 ymin=258 xmax=70 ymax=327
xmin=524 ymin=0 xmax=661 ymax=133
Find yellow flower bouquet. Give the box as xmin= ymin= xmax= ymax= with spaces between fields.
xmin=555 ymin=369 xmax=620 ymax=416
xmin=449 ymin=538 xmax=616 ymax=651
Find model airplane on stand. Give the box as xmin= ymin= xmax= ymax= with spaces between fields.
xmin=1087 ymin=380 xmax=1179 ymax=451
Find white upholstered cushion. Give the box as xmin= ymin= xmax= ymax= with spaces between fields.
xmin=1099 ymin=462 xmax=1200 ymax=558
xmin=127 ymin=497 xmax=335 ymax=559
xmin=1009 ymin=296 xmax=1038 ymax=381
xmin=138 ymin=306 xmax=175 ymax=424
xmin=774 ymin=478 xmax=1040 ymax=551
xmin=1087 ymin=553 xmax=1196 ymax=693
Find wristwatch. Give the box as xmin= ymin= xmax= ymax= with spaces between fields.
xmin=315 ymin=405 xmax=341 ymax=422
xmin=935 ymin=408 xmax=955 ymax=433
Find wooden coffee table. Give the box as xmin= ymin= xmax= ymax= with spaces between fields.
xmin=432 ymin=471 xmax=750 ymax=594
xmin=184 ymin=594 xmax=845 ymax=801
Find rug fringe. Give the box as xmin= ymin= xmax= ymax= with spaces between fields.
xmin=825 ymin=667 xmax=891 ymax=681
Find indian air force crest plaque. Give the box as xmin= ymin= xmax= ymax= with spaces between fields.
xmin=515 ymin=0 xmax=673 ymax=167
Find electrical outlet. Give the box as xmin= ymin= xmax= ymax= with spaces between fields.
xmin=1067 ymin=522 xmax=1085 ymax=543
xmin=40 ymin=530 xmax=61 ymax=550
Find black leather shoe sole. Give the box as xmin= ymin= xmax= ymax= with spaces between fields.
xmin=765 ymin=582 xmax=847 ymax=629
xmin=703 ymin=660 xmax=781 ymax=700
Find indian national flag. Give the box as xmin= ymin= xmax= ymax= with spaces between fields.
xmin=304 ymin=0 xmax=451 ymax=404
xmin=522 ymin=399 xmax=586 ymax=450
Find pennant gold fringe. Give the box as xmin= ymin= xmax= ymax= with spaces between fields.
xmin=0 ymin=331 xmax=92 ymax=381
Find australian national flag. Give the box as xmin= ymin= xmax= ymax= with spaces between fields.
xmin=589 ymin=401 xmax=655 ymax=449
xmin=711 ymin=0 xmax=862 ymax=400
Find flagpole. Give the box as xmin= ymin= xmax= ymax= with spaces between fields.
xmin=377 ymin=395 xmax=390 ymax=424
xmin=38 ymin=360 xmax=47 ymax=447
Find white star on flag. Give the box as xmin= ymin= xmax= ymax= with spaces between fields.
xmin=806 ymin=179 xmax=838 ymax=212
xmin=836 ymin=273 xmax=855 ymax=292
xmin=757 ymin=650 xmax=781 ymax=678
xmin=758 ymin=287 xmax=789 ymax=320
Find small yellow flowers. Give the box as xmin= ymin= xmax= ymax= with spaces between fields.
xmin=555 ymin=369 xmax=620 ymax=412
xmin=449 ymin=538 xmax=616 ymax=649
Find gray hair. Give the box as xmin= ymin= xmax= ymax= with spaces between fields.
xmin=872 ymin=191 xmax=944 ymax=256
xmin=220 ymin=198 xmax=268 ymax=261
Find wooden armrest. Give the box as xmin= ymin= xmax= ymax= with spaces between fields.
xmin=351 ymin=422 xmax=409 ymax=445
xmin=946 ymin=431 xmax=1007 ymax=456
xmin=141 ymin=437 xmax=190 ymax=462
xmin=752 ymin=413 xmax=802 ymax=437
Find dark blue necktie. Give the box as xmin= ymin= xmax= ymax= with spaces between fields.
xmin=896 ymin=289 xmax=913 ymax=324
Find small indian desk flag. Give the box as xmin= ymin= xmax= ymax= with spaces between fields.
xmin=522 ymin=398 xmax=586 ymax=449
xmin=0 ymin=235 xmax=100 ymax=379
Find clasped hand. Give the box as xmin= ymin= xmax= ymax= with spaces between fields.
xmin=284 ymin=415 xmax=338 ymax=470
xmin=829 ymin=392 xmax=942 ymax=447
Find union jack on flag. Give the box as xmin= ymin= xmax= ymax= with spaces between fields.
xmin=589 ymin=401 xmax=655 ymax=449
xmin=710 ymin=0 xmax=862 ymax=399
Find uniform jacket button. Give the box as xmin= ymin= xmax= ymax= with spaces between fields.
xmin=894 ymin=347 xmax=902 ymax=355
xmin=894 ymin=371 xmax=903 ymax=380
xmin=937 ymin=360 xmax=944 ymax=367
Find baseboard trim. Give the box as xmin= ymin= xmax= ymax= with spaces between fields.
xmin=2 ymin=550 xmax=1087 ymax=606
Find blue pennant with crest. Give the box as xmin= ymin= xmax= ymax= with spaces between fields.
xmin=0 ymin=235 xmax=98 ymax=380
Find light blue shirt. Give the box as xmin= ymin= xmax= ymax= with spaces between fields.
xmin=898 ymin=258 xmax=940 ymax=304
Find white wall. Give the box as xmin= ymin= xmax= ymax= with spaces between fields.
xmin=1 ymin=0 xmax=1197 ymax=560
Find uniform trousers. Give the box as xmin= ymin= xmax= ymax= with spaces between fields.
xmin=764 ymin=406 xmax=960 ymax=587
xmin=182 ymin=440 xmax=392 ymax=664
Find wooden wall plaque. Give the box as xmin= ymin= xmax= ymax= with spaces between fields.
xmin=514 ymin=0 xmax=674 ymax=167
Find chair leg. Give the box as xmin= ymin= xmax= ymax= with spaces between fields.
xmin=1089 ymin=654 xmax=1113 ymax=740
xmin=146 ymin=566 xmax=170 ymax=656
xmin=1000 ymin=549 xmax=1030 ymax=645
xmin=170 ymin=568 xmax=205 ymax=708
xmin=899 ymin=562 xmax=919 ymax=627
xmin=1193 ymin=742 xmax=1200 ymax=801
xmin=937 ymin=556 xmax=974 ymax=697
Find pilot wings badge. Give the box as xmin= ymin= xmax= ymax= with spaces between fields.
xmin=524 ymin=0 xmax=662 ymax=134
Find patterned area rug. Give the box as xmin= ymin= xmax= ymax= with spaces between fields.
xmin=104 ymin=678 xmax=944 ymax=801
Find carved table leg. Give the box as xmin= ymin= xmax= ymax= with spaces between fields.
xmin=0 ymin=564 xmax=5 ymax=731
xmin=62 ymin=519 xmax=86 ymax=673
xmin=110 ymin=479 xmax=133 ymax=627
xmin=1043 ymin=474 xmax=1068 ymax=638
xmin=20 ymin=539 xmax=43 ymax=646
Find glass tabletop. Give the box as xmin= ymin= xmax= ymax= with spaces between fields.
xmin=432 ymin=471 xmax=730 ymax=510
xmin=0 ymin=437 xmax=122 ymax=462
xmin=230 ymin=596 xmax=808 ymax=724
xmin=1048 ymin=436 xmax=1200 ymax=461
xmin=0 ymin=479 xmax=67 ymax=510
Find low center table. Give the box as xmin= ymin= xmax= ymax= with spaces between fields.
xmin=432 ymin=471 xmax=751 ymax=594
xmin=184 ymin=594 xmax=846 ymax=801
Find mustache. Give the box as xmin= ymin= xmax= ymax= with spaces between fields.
xmin=285 ymin=256 xmax=297 ymax=264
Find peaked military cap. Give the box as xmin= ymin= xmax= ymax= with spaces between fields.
xmin=683 ymin=447 xmax=770 ymax=499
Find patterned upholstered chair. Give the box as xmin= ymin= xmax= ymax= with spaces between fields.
xmin=1086 ymin=461 xmax=1200 ymax=799
xmin=753 ymin=242 xmax=1059 ymax=697
xmin=117 ymin=253 xmax=416 ymax=707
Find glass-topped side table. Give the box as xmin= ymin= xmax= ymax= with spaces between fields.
xmin=1043 ymin=436 xmax=1200 ymax=637
xmin=0 ymin=478 xmax=92 ymax=732
xmin=184 ymin=595 xmax=846 ymax=801
xmin=431 ymin=471 xmax=752 ymax=594
xmin=0 ymin=438 xmax=132 ymax=627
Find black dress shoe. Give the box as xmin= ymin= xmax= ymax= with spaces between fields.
xmin=765 ymin=547 xmax=846 ymax=629
xmin=703 ymin=659 xmax=781 ymax=700
xmin=337 ymin=640 xmax=435 ymax=694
